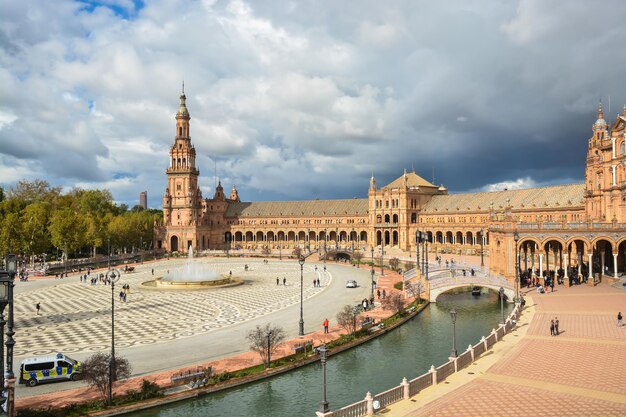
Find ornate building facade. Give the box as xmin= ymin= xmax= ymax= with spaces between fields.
xmin=155 ymin=92 xmax=626 ymax=283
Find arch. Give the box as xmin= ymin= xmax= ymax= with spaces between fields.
xmin=256 ymin=231 xmax=264 ymax=242
xmin=432 ymin=284 xmax=514 ymax=302
xmin=590 ymin=236 xmax=615 ymax=252
xmin=384 ymin=214 xmax=391 ymax=223
xmin=435 ymin=231 xmax=443 ymax=244
xmin=308 ymin=231 xmax=316 ymax=242
xmin=376 ymin=230 xmax=383 ymax=246
xmin=298 ymin=231 xmax=306 ymax=241
xmin=267 ymin=231 xmax=275 ymax=241
xmin=319 ymin=231 xmax=326 ymax=241
xmin=277 ymin=231 xmax=286 ymax=242
xmin=427 ymin=231 xmax=433 ymax=243
xmin=392 ymin=214 xmax=398 ymax=223
xmin=376 ymin=215 xmax=382 ymax=223
xmin=235 ymin=231 xmax=243 ymax=242
xmin=392 ymin=230 xmax=398 ymax=245
xmin=245 ymin=231 xmax=254 ymax=242
xmin=411 ymin=213 xmax=417 ymax=224
xmin=466 ymin=231 xmax=473 ymax=245
xmin=620 ymin=140 xmax=625 ymax=155
xmin=456 ymin=231 xmax=463 ymax=245
xmin=445 ymin=231 xmax=453 ymax=244
xmin=288 ymin=231 xmax=296 ymax=242
xmin=329 ymin=231 xmax=337 ymax=243
xmin=592 ymin=238 xmax=615 ymax=277
xmin=384 ymin=230 xmax=390 ymax=245
xmin=170 ymin=235 xmax=179 ymax=252
xmin=360 ymin=231 xmax=368 ymax=243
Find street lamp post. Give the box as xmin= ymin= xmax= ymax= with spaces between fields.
xmin=140 ymin=236 xmax=144 ymax=264
xmin=63 ymin=242 xmax=67 ymax=278
xmin=514 ymin=231 xmax=520 ymax=303
xmin=106 ymin=269 xmax=122 ymax=406
xmin=499 ymin=287 xmax=505 ymax=324
xmin=425 ymin=237 xmax=429 ymax=280
xmin=108 ymin=237 xmax=111 ymax=270
xmin=266 ymin=330 xmax=273 ymax=369
xmin=318 ymin=344 xmax=330 ymax=413
xmin=370 ymin=247 xmax=375 ymax=300
xmin=5 ymin=254 xmax=17 ymax=417
xmin=0 ymin=266 xmax=11 ymax=411
xmin=351 ymin=228 xmax=355 ymax=252
xmin=299 ymin=256 xmax=305 ymax=336
xmin=416 ymin=231 xmax=421 ymax=274
xmin=480 ymin=228 xmax=485 ymax=269
xmin=450 ymin=309 xmax=458 ymax=358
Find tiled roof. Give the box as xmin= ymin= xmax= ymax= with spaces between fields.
xmin=421 ymin=183 xmax=585 ymax=213
xmin=383 ymin=172 xmax=436 ymax=189
xmin=225 ymin=199 xmax=369 ymax=217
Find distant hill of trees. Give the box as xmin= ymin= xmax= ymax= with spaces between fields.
xmin=0 ymin=180 xmax=162 ymax=260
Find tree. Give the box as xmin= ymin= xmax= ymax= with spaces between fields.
xmin=6 ymin=179 xmax=61 ymax=204
xmin=405 ymin=261 xmax=415 ymax=271
xmin=0 ymin=212 xmax=22 ymax=254
xmin=352 ymin=251 xmax=363 ymax=268
xmin=405 ymin=281 xmax=424 ymax=304
xmin=389 ymin=257 xmax=400 ymax=271
xmin=292 ymin=247 xmax=302 ymax=259
xmin=381 ymin=293 xmax=405 ymax=315
xmin=21 ymin=203 xmax=51 ymax=256
xmin=82 ymin=352 xmax=131 ymax=404
xmin=49 ymin=208 xmax=87 ymax=256
xmin=261 ymin=245 xmax=271 ymax=256
xmin=336 ymin=305 xmax=358 ymax=336
xmin=246 ymin=324 xmax=285 ymax=368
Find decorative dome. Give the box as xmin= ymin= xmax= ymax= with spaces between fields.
xmin=438 ymin=184 xmax=447 ymax=192
xmin=593 ymin=101 xmax=607 ymax=130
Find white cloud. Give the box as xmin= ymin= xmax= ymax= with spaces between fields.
xmin=479 ymin=177 xmax=537 ymax=192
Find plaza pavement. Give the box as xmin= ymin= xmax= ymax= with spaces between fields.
xmin=15 ymin=256 xmax=378 ymax=400
xmin=16 ymin=259 xmax=404 ymax=411
xmin=385 ymin=279 xmax=626 ymax=416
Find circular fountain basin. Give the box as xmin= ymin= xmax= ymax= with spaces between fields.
xmin=142 ymin=276 xmax=243 ymax=290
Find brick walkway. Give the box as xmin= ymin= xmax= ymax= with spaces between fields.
xmin=394 ymin=282 xmax=626 ymax=416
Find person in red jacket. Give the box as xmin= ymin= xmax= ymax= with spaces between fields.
xmin=323 ymin=318 xmax=329 ymax=333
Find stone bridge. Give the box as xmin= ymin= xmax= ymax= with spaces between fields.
xmin=427 ymin=270 xmax=515 ymax=302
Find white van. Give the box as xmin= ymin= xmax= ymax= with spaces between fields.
xmin=19 ymin=353 xmax=82 ymax=387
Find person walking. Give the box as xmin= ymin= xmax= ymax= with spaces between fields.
xmin=382 ymin=289 xmax=386 ymax=299
xmin=36 ymin=302 xmax=41 ymax=315
xmin=276 ymin=277 xmax=279 ymax=285
xmin=313 ymin=278 xmax=317 ymax=287
xmin=151 ymin=268 xmax=154 ymax=276
xmin=323 ymin=318 xmax=329 ymax=334
xmin=377 ymin=289 xmax=381 ymax=299
xmin=554 ymin=317 xmax=560 ymax=335
xmin=283 ymin=277 xmax=286 ymax=286
xmin=550 ymin=319 xmax=555 ymax=336
xmin=316 ymin=277 xmax=320 ymax=287
xmin=618 ymin=312 xmax=623 ymax=327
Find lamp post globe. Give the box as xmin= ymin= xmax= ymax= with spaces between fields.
xmin=299 ymin=256 xmax=305 ymax=336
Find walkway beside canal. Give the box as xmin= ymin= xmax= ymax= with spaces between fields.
xmin=386 ymin=281 xmax=626 ymax=416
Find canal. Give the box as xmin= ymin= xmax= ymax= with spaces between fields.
xmin=131 ymin=290 xmax=512 ymax=417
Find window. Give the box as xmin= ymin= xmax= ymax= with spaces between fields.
xmin=25 ymin=362 xmax=54 ymax=371
xmin=179 ymin=127 xmax=182 ymax=136
xmin=620 ymin=141 xmax=625 ymax=155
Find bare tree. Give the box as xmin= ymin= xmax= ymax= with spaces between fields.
xmin=261 ymin=245 xmax=271 ymax=256
xmin=381 ymin=293 xmax=405 ymax=315
xmin=336 ymin=305 xmax=358 ymax=335
xmin=352 ymin=251 xmax=363 ymax=268
xmin=292 ymin=247 xmax=302 ymax=259
xmin=246 ymin=323 xmax=285 ymax=367
xmin=389 ymin=257 xmax=400 ymax=271
xmin=405 ymin=281 xmax=424 ymax=304
xmin=405 ymin=261 xmax=415 ymax=271
xmin=82 ymin=353 xmax=132 ymax=404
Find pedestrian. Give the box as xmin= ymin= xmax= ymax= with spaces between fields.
xmin=377 ymin=289 xmax=381 ymax=299
xmin=382 ymin=289 xmax=386 ymax=299
xmin=316 ymin=278 xmax=320 ymax=287
xmin=550 ymin=279 xmax=554 ymax=293
xmin=313 ymin=278 xmax=317 ymax=287
xmin=36 ymin=302 xmax=41 ymax=315
xmin=323 ymin=318 xmax=329 ymax=334
xmin=277 ymin=277 xmax=279 ymax=285
xmin=618 ymin=312 xmax=623 ymax=327
xmin=550 ymin=319 xmax=555 ymax=336
xmin=362 ymin=299 xmax=368 ymax=311
xmin=151 ymin=268 xmax=154 ymax=276
xmin=119 ymin=290 xmax=124 ymax=302
xmin=283 ymin=277 xmax=286 ymax=286
xmin=554 ymin=317 xmax=560 ymax=336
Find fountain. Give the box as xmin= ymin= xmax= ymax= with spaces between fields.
xmin=144 ymin=246 xmax=242 ymax=289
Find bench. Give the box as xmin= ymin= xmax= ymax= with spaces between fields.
xmin=170 ymin=366 xmax=212 ymax=387
xmin=292 ymin=340 xmax=313 ymax=354
xmin=360 ymin=319 xmax=376 ymax=331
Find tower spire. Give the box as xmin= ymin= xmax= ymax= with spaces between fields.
xmin=182 ymin=80 xmax=185 ymax=95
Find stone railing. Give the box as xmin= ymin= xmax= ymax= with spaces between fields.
xmin=319 ymin=305 xmax=522 ymax=417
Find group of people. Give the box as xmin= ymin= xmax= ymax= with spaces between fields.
xmin=549 ymin=317 xmax=560 ymax=336
xmin=119 ymin=284 xmax=131 ymax=302
xmin=312 ymin=277 xmax=321 ymax=287
xmin=276 ymin=277 xmax=287 ymax=285
xmin=376 ymin=289 xmax=387 ymax=299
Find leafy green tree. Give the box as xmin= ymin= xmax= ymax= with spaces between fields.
xmin=7 ymin=179 xmax=61 ymax=204
xmin=21 ymin=202 xmax=52 ymax=256
xmin=0 ymin=186 xmax=4 ymax=202
xmin=49 ymin=208 xmax=87 ymax=256
xmin=0 ymin=212 xmax=23 ymax=254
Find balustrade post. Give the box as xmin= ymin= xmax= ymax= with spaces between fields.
xmin=430 ymin=365 xmax=438 ymax=385
xmin=481 ymin=335 xmax=487 ymax=351
xmin=402 ymin=377 xmax=410 ymax=400
xmin=493 ymin=328 xmax=498 ymax=342
xmin=468 ymin=344 xmax=474 ymax=361
xmin=365 ymin=392 xmax=374 ymax=416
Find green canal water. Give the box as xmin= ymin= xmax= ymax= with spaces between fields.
xmin=131 ymin=290 xmax=513 ymax=417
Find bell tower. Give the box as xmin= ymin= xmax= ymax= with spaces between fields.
xmin=162 ymin=85 xmax=202 ymax=251
xmin=585 ymin=101 xmax=612 ymax=221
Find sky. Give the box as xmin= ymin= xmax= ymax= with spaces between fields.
xmin=1 ymin=0 xmax=626 ymax=208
